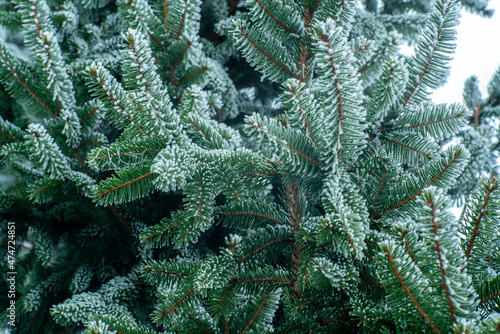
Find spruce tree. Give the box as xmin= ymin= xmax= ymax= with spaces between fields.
xmin=0 ymin=0 xmax=499 ymax=333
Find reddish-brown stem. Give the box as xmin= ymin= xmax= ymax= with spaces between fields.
xmin=237 ymin=25 xmax=297 ymax=78
xmin=426 ymin=198 xmax=455 ymax=324
xmin=216 ymin=286 xmax=234 ymax=314
xmin=240 ymin=291 xmax=271 ymax=334
xmin=383 ymin=246 xmax=441 ymax=334
xmin=159 ymin=288 xmax=195 ymax=318
xmin=186 ymin=313 xmax=211 ymax=334
xmin=97 ymin=172 xmax=153 ymax=198
xmin=237 ymin=237 xmax=290 ymax=262
xmin=0 ymin=49 xmax=56 ymax=116
xmin=384 ymin=137 xmax=431 ymax=159
xmin=383 ymin=150 xmax=461 ymax=214
xmin=143 ymin=221 xmax=183 ymax=242
xmin=231 ymin=277 xmax=291 ymax=285
xmin=96 ymin=149 xmax=160 ymax=159
xmin=474 ymin=101 xmax=481 ymax=130
xmin=372 ymin=170 xmax=388 ymax=207
xmin=179 ymin=66 xmax=209 ymax=84
xmin=254 ymin=0 xmax=295 ymax=34
xmin=218 ymin=211 xmax=283 ymax=224
xmin=465 ymin=178 xmax=497 ymax=261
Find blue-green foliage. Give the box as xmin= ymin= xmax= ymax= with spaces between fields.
xmin=1 ymin=0 xmax=499 ymax=333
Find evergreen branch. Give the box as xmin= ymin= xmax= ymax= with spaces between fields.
xmin=118 ymin=0 xmax=165 ymax=50
xmin=218 ymin=212 xmax=283 ymax=224
xmin=231 ymin=19 xmax=298 ymax=82
xmin=282 ymin=80 xmax=318 ymax=147
xmin=0 ymin=117 xmax=24 ymax=144
xmin=372 ymin=169 xmax=388 ymax=207
xmin=88 ymin=137 xmax=165 ymax=171
xmin=479 ymin=290 xmax=500 ymax=305
xmin=238 ymin=237 xmax=290 ymax=263
xmin=87 ymin=63 xmax=151 ymax=137
xmin=122 ymin=30 xmax=180 ymax=138
xmin=465 ymin=177 xmax=497 ymax=261
xmin=94 ymin=166 xmax=156 ymax=205
xmin=359 ymin=276 xmax=385 ymax=288
xmin=0 ymin=128 xmax=16 ymax=142
xmin=98 ymin=173 xmax=153 ymax=197
xmin=213 ymin=167 xmax=245 ymax=201
xmin=310 ymin=0 xmax=356 ymax=30
xmin=215 ymin=286 xmax=234 ymax=314
xmin=402 ymin=0 xmax=460 ymax=107
xmin=303 ymin=0 xmax=321 ymax=27
xmin=172 ymin=41 xmax=191 ymax=69
xmin=317 ymin=34 xmax=344 ymax=161
xmin=218 ymin=199 xmax=288 ymax=228
xmin=124 ymin=30 xmax=160 ymax=94
xmin=301 ymin=250 xmax=316 ymax=288
xmin=295 ymin=295 xmax=325 ymax=313
xmin=352 ymin=42 xmax=372 ymax=55
xmin=88 ymin=315 xmax=159 ymax=334
xmin=142 ymin=268 xmax=190 ymax=276
xmin=0 ymin=45 xmax=56 ymax=116
xmin=383 ymin=136 xmax=432 ymax=159
xmin=282 ymin=142 xmax=322 ymax=167
xmin=23 ymin=124 xmax=71 ymax=180
xmin=425 ymin=196 xmax=456 ymax=324
xmin=186 ymin=313 xmax=211 ymax=334
xmin=248 ymin=0 xmax=301 ymax=36
xmin=29 ymin=179 xmax=60 ymax=203
xmin=173 ymin=169 xmax=216 ymax=246
xmin=240 ymin=291 xmax=271 ymax=334
xmin=245 ymin=114 xmax=322 ymax=169
xmin=180 ymin=220 xmax=194 ymax=241
xmin=238 ymin=29 xmax=295 ymax=77
xmin=382 ymin=245 xmax=441 ymax=334
xmin=18 ymin=0 xmax=82 ymax=147
xmin=397 ymin=229 xmax=418 ymax=265
xmin=175 ymin=4 xmax=189 ymax=40
xmin=358 ymin=38 xmax=396 ymax=75
xmin=476 ymin=275 xmax=500 ymax=313
xmin=231 ymin=278 xmax=291 ymax=285
xmin=72 ymin=147 xmax=90 ymax=175
xmin=159 ymin=288 xmax=195 ymax=319
xmin=320 ymin=171 xmax=369 ymax=258
xmin=187 ymin=116 xmax=218 ymax=149
xmin=96 ymin=150 xmax=160 ymax=159
xmin=383 ymin=147 xmax=467 ymax=214
xmin=393 ymin=113 xmax=462 ymax=132
xmin=164 ymin=0 xmax=201 ymax=42
xmin=389 ymin=104 xmax=470 ymax=140
xmin=257 ymin=0 xmax=292 ymax=33
xmin=142 ymin=220 xmax=183 ymax=245
xmin=80 ymin=106 xmax=99 ymax=125
xmin=179 ymin=65 xmax=209 ymax=84
xmin=366 ymin=58 xmax=408 ymax=126
xmin=20 ymin=0 xmax=77 ymax=115
xmin=313 ymin=19 xmax=366 ymax=165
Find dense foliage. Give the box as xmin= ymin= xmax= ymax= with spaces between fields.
xmin=0 ymin=0 xmax=499 ymax=333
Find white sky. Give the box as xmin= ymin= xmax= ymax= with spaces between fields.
xmin=430 ymin=2 xmax=500 ymax=104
